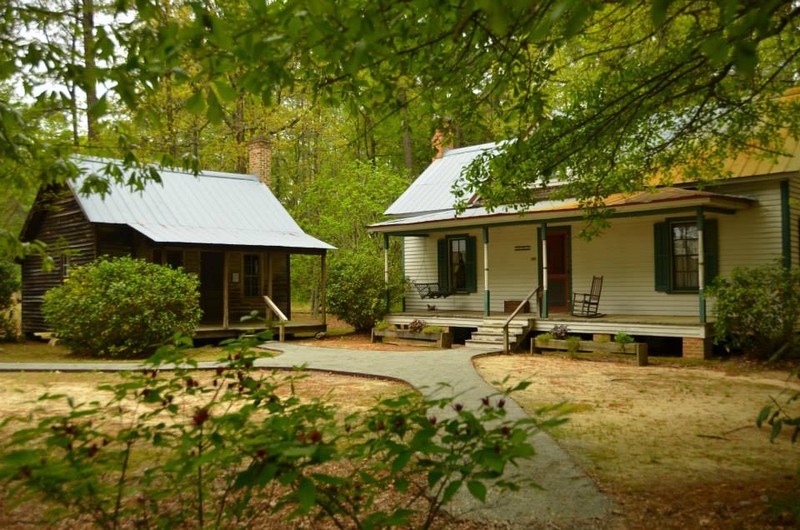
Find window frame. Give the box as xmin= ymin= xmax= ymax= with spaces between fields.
xmin=437 ymin=234 xmax=477 ymax=294
xmin=243 ymin=254 xmax=261 ymax=298
xmin=654 ymin=216 xmax=718 ymax=294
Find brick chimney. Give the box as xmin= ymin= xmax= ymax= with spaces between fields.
xmin=431 ymin=127 xmax=454 ymax=161
xmin=247 ymin=136 xmax=272 ymax=186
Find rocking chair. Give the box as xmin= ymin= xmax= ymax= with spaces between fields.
xmin=412 ymin=282 xmax=452 ymax=299
xmin=571 ymin=275 xmax=604 ymax=318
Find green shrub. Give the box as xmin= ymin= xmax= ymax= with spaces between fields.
xmin=42 ymin=256 xmax=201 ymax=357
xmin=614 ymin=332 xmax=634 ymax=353
xmin=0 ymin=335 xmax=561 ymax=529
xmin=0 ymin=259 xmax=19 ymax=341
xmin=709 ymin=262 xmax=800 ymax=361
xmin=421 ymin=325 xmax=444 ymax=334
xmin=565 ymin=336 xmax=581 ymax=355
xmin=327 ymin=251 xmax=405 ymax=332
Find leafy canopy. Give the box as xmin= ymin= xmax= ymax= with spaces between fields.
xmin=1 ymin=0 xmax=798 ymax=242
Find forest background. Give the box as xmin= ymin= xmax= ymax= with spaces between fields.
xmin=1 ymin=0 xmax=798 ymax=306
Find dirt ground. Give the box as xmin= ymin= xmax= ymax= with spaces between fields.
xmin=2 ymin=331 xmax=800 ymax=529
xmin=474 ymin=353 xmax=800 ymax=529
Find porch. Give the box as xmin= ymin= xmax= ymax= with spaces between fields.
xmin=384 ymin=310 xmax=711 ymax=357
xmin=195 ymin=319 xmax=327 ymax=340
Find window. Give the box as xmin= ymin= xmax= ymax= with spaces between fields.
xmin=165 ymin=250 xmax=184 ymax=269
xmin=654 ymin=218 xmax=718 ymax=293
xmin=672 ymin=222 xmax=698 ymax=290
xmin=61 ymin=255 xmax=70 ymax=279
xmin=243 ymin=254 xmax=260 ymax=297
xmin=437 ymin=235 xmax=477 ymax=293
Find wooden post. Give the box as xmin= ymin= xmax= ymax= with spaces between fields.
xmin=222 ymin=252 xmax=229 ymax=329
xmin=266 ymin=252 xmax=274 ymax=323
xmin=541 ymin=222 xmax=549 ymax=318
xmin=321 ymin=252 xmax=327 ymax=326
xmin=383 ymin=234 xmax=390 ymax=312
xmin=483 ymin=226 xmax=490 ymax=316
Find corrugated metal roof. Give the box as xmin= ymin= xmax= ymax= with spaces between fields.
xmin=370 ymin=187 xmax=754 ymax=232
xmin=70 ymin=158 xmax=334 ymax=251
xmin=384 ymin=142 xmax=500 ymax=217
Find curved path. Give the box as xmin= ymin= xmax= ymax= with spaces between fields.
xmin=0 ymin=343 xmax=614 ymax=529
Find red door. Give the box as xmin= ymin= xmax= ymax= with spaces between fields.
xmin=546 ymin=230 xmax=570 ymax=313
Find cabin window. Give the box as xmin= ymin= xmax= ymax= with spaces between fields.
xmin=654 ymin=218 xmax=718 ymax=293
xmin=165 ymin=250 xmax=184 ymax=269
xmin=437 ymin=235 xmax=477 ymax=293
xmin=243 ymin=254 xmax=260 ymax=297
xmin=61 ymin=256 xmax=70 ymax=279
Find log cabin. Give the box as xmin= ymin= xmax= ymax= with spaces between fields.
xmin=20 ymin=142 xmax=333 ymax=339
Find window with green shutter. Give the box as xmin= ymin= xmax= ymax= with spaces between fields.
xmin=437 ymin=235 xmax=477 ymax=293
xmin=654 ymin=218 xmax=718 ymax=293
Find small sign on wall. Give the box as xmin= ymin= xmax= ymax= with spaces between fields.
xmin=514 ymin=245 xmax=532 ymax=252
xmin=231 ymin=272 xmax=240 ymax=283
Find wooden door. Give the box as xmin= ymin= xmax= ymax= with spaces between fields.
xmin=546 ymin=230 xmax=570 ymax=313
xmin=200 ymin=252 xmax=225 ymax=325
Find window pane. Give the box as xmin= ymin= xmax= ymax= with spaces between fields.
xmin=672 ymin=222 xmax=699 ymax=290
xmin=449 ymin=238 xmax=467 ymax=291
xmin=244 ymin=255 xmax=260 ymax=297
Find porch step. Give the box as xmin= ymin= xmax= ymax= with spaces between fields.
xmin=464 ymin=318 xmax=534 ymax=350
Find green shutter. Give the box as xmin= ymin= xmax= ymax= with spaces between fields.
xmin=465 ymin=236 xmax=477 ymax=292
xmin=437 ymin=239 xmax=449 ymax=292
xmin=654 ymin=222 xmax=670 ymax=292
xmin=703 ymin=219 xmax=719 ymax=286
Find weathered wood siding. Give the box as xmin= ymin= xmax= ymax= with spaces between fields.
xmin=401 ymin=178 xmax=788 ymax=317
xmin=21 ymin=187 xmax=97 ymax=333
xmin=226 ymin=251 xmax=291 ymax=323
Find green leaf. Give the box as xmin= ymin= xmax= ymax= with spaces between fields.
xmin=296 ymin=477 xmax=316 ymax=512
xmin=184 ymin=90 xmax=205 ymax=114
xmin=467 ymin=480 xmax=487 ymax=503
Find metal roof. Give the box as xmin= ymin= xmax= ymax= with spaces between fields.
xmin=384 ymin=142 xmax=500 ymax=217
xmin=370 ymin=187 xmax=755 ymax=233
xmin=70 ymin=158 xmax=334 ymax=251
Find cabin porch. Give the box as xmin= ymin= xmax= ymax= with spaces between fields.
xmin=194 ymin=319 xmax=327 ymax=340
xmin=383 ymin=310 xmax=712 ymax=358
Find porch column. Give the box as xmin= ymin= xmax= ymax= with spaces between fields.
xmin=541 ymin=222 xmax=549 ymax=318
xmin=483 ymin=226 xmax=490 ymax=316
xmin=696 ymin=208 xmax=706 ymax=324
xmin=266 ymin=253 xmax=274 ymax=323
xmin=383 ymin=234 xmax=390 ymax=313
xmin=320 ymin=252 xmax=327 ymax=326
xmin=223 ymin=252 xmax=230 ymax=329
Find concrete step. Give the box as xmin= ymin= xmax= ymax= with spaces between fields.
xmin=469 ymin=334 xmax=508 ymax=343
xmin=464 ymin=340 xmax=507 ymax=349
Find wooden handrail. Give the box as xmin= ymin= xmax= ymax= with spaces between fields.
xmin=503 ymin=285 xmax=541 ymax=353
xmin=263 ymin=295 xmax=289 ymax=342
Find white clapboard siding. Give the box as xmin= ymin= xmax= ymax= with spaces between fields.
xmin=401 ymin=178 xmax=789 ymax=317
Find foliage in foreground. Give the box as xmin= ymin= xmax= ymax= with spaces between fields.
xmin=42 ymin=256 xmax=201 ymax=358
xmin=0 ymin=335 xmax=559 ymax=529
xmin=0 ymin=259 xmax=19 ymax=341
xmin=709 ymin=262 xmax=800 ymax=361
xmin=327 ymin=250 xmax=406 ymax=332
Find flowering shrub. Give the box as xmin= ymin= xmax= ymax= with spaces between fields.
xmin=42 ymin=256 xmax=201 ymax=357
xmin=0 ymin=335 xmax=563 ymax=528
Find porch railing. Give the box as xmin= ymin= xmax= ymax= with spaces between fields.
xmin=263 ymin=295 xmax=289 ymax=342
xmin=503 ymin=285 xmax=541 ymax=353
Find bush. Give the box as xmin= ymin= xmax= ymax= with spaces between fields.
xmin=0 ymin=259 xmax=19 ymax=341
xmin=327 ymin=251 xmax=405 ymax=332
xmin=709 ymin=262 xmax=800 ymax=361
xmin=0 ymin=336 xmax=560 ymax=529
xmin=42 ymin=256 xmax=201 ymax=357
